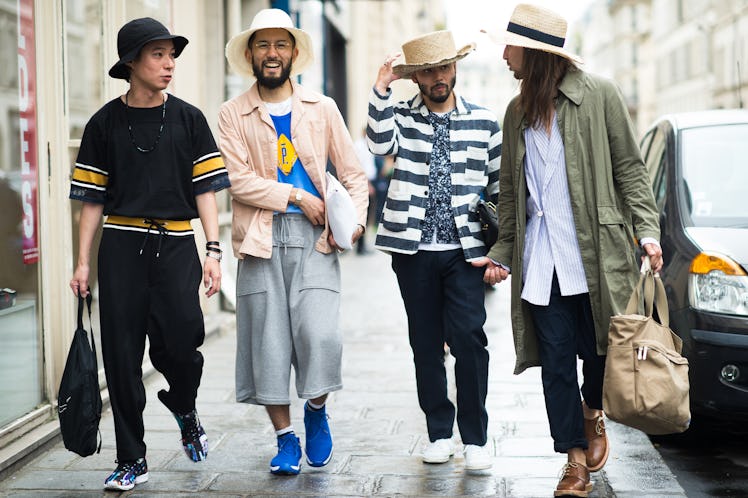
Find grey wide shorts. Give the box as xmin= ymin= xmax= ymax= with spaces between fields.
xmin=235 ymin=214 xmax=343 ymax=405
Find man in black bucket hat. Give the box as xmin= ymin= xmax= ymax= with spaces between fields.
xmin=69 ymin=17 xmax=230 ymax=491
xmin=109 ymin=17 xmax=188 ymax=80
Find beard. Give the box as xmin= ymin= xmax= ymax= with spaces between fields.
xmin=418 ymin=75 xmax=457 ymax=103
xmin=253 ymin=58 xmax=293 ymax=89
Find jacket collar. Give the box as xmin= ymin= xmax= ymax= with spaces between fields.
xmin=238 ymin=79 xmax=320 ymax=116
xmin=408 ymin=90 xmax=470 ymax=118
xmin=558 ymin=68 xmax=585 ymax=106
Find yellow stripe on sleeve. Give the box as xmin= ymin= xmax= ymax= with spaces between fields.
xmin=72 ymin=167 xmax=108 ymax=187
xmin=193 ymin=156 xmax=225 ymax=178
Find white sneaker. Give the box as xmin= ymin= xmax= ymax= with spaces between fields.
xmin=463 ymin=444 xmax=492 ymax=470
xmin=421 ymin=438 xmax=455 ymax=463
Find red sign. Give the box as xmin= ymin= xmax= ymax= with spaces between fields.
xmin=18 ymin=0 xmax=39 ymax=264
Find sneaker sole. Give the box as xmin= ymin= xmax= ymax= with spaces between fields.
xmin=306 ymin=450 xmax=333 ymax=467
xmin=465 ymin=462 xmax=492 ymax=470
xmin=104 ymin=472 xmax=149 ymax=491
xmin=422 ymin=454 xmax=453 ymax=464
xmin=270 ymin=465 xmax=301 ymax=475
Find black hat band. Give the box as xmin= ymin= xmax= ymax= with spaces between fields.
xmin=507 ymin=22 xmax=565 ymax=48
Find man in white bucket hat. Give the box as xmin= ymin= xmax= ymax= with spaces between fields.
xmin=368 ymin=30 xmax=501 ymax=471
xmin=218 ymin=8 xmax=368 ymax=476
xmin=473 ymin=3 xmax=663 ymax=496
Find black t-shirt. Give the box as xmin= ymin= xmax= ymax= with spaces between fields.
xmin=70 ymin=94 xmax=230 ymax=220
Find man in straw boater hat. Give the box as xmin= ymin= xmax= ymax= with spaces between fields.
xmin=219 ymin=8 xmax=368 ymax=476
xmin=69 ymin=17 xmax=230 ymax=491
xmin=473 ymin=3 xmax=663 ymax=496
xmin=368 ymin=30 xmax=501 ymax=471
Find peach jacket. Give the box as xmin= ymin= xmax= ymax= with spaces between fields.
xmin=218 ymin=81 xmax=369 ymax=259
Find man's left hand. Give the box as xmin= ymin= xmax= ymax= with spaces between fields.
xmin=203 ymin=257 xmax=221 ymax=297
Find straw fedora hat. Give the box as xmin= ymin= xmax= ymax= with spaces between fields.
xmin=393 ymin=31 xmax=475 ymax=77
xmin=487 ymin=3 xmax=582 ymax=64
xmin=109 ymin=17 xmax=188 ymax=80
xmin=225 ymin=8 xmax=313 ymax=78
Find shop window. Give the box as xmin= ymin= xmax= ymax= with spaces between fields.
xmin=0 ymin=0 xmax=42 ymax=429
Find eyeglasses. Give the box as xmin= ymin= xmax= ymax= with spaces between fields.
xmin=253 ymin=40 xmax=292 ymax=53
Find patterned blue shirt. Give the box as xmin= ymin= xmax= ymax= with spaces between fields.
xmin=421 ymin=111 xmax=459 ymax=244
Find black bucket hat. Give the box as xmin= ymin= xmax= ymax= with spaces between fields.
xmin=109 ymin=17 xmax=189 ymax=80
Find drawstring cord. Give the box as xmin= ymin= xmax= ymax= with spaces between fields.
xmin=278 ymin=215 xmax=291 ymax=255
xmin=139 ymin=219 xmax=168 ymax=257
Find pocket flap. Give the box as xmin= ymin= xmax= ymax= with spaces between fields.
xmin=598 ymin=205 xmax=624 ymax=225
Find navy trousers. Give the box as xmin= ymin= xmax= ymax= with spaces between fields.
xmin=391 ymin=249 xmax=489 ymax=446
xmin=526 ymin=273 xmax=605 ymax=453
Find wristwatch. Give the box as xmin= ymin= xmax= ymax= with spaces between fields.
xmin=294 ymin=190 xmax=303 ymax=205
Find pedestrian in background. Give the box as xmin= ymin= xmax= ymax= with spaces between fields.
xmin=69 ymin=17 xmax=229 ymax=491
xmin=219 ymin=8 xmax=369 ymax=476
xmin=474 ymin=4 xmax=663 ymax=496
xmin=368 ymin=30 xmax=501 ymax=471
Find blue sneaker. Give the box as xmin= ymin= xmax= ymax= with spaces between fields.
xmin=104 ymin=458 xmax=149 ymax=491
xmin=304 ymin=402 xmax=333 ymax=467
xmin=270 ymin=432 xmax=302 ymax=475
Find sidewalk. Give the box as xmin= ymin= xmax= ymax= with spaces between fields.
xmin=0 ymin=248 xmax=686 ymax=497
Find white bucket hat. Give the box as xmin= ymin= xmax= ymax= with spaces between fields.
xmin=485 ymin=3 xmax=582 ymax=64
xmin=392 ymin=31 xmax=475 ymax=77
xmin=225 ymin=8 xmax=314 ymax=78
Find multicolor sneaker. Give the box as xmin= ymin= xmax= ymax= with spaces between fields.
xmin=270 ymin=432 xmax=302 ymax=475
xmin=158 ymin=390 xmax=208 ymax=462
xmin=174 ymin=409 xmax=208 ymax=462
xmin=104 ymin=458 xmax=149 ymax=491
xmin=303 ymin=402 xmax=333 ymax=467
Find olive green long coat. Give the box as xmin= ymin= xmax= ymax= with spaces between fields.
xmin=487 ymin=69 xmax=660 ymax=375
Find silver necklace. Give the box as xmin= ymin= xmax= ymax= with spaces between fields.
xmin=125 ymin=90 xmax=166 ymax=153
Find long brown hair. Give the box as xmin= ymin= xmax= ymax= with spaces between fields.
xmin=518 ymin=48 xmax=576 ymax=131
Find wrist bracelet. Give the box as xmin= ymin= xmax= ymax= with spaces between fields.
xmin=206 ymin=241 xmax=220 ymax=248
xmin=206 ymin=251 xmax=222 ymax=261
xmin=207 ymin=246 xmax=222 ymax=254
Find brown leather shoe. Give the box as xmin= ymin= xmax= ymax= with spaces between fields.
xmin=584 ymin=415 xmax=609 ymax=472
xmin=554 ymin=462 xmax=593 ymax=497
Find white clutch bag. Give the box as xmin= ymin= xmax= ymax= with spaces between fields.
xmin=325 ymin=171 xmax=357 ymax=250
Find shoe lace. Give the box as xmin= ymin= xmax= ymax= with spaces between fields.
xmin=594 ymin=417 xmax=605 ymax=436
xmin=558 ymin=462 xmax=583 ymax=479
xmin=179 ymin=412 xmax=202 ymax=441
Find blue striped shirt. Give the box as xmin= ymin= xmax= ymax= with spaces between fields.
xmin=367 ymin=87 xmax=501 ymax=261
xmin=521 ymin=114 xmax=588 ymax=305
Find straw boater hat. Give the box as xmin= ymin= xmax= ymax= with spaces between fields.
xmin=393 ymin=30 xmax=475 ymax=78
xmin=109 ymin=17 xmax=188 ymax=80
xmin=225 ymin=8 xmax=314 ymax=78
xmin=488 ymin=3 xmax=583 ymax=64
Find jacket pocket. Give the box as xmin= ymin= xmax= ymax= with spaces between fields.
xmin=464 ymin=146 xmax=487 ymax=181
xmin=381 ymin=191 xmax=412 ymax=232
xmin=598 ymin=205 xmax=636 ymax=273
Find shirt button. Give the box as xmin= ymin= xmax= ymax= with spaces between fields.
xmin=537 ymin=210 xmax=543 ymax=217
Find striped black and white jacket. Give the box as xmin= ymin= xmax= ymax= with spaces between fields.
xmin=367 ymin=87 xmax=502 ymax=261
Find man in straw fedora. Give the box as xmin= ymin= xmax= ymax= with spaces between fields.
xmin=368 ymin=30 xmax=501 ymax=471
xmin=218 ymin=8 xmax=368 ymax=476
xmin=473 ymin=3 xmax=663 ymax=496
xmin=69 ymin=17 xmax=230 ymax=491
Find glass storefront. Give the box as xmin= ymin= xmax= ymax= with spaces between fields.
xmin=0 ymin=0 xmax=42 ymax=428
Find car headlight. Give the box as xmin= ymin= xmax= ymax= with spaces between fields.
xmin=689 ymin=252 xmax=748 ymax=316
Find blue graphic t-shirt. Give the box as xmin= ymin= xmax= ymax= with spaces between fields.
xmin=269 ymin=109 xmax=320 ymax=214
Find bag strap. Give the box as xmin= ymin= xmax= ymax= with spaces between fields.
xmin=625 ymin=270 xmax=655 ymax=317
xmin=623 ymin=263 xmax=670 ymax=328
xmin=77 ymin=294 xmax=98 ymax=365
